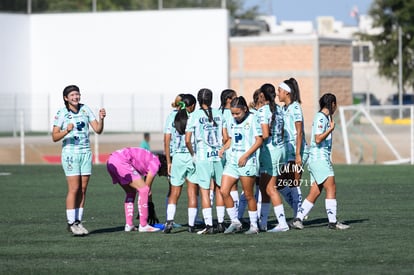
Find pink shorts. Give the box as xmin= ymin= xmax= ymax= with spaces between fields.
xmin=106 ymin=154 xmax=143 ymax=185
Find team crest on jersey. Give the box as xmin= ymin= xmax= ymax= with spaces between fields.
xmin=244 ymin=122 xmax=250 ymax=130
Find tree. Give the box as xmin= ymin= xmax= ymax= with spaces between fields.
xmin=359 ymin=0 xmax=414 ymax=91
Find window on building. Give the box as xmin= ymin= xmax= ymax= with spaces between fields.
xmin=353 ymin=45 xmax=370 ymax=62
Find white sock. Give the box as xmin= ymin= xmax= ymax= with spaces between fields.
xmin=260 ymin=203 xmax=271 ymax=228
xmin=273 ymin=204 xmax=288 ymax=227
xmin=66 ymin=209 xmax=76 ymax=224
xmin=325 ymin=199 xmax=337 ymax=223
xmin=188 ymin=207 xmax=197 ymax=227
xmin=202 ymin=208 xmax=213 ymax=226
xmin=166 ymin=204 xmax=176 ymax=221
xmin=297 ymin=199 xmax=314 ymax=221
xmin=230 ymin=190 xmax=239 ymax=210
xmin=248 ymin=210 xmax=258 ymax=228
xmin=75 ymin=208 xmax=84 ymax=221
xmin=216 ymin=206 xmax=225 ymax=223
xmin=226 ymin=206 xmax=239 ymax=223
xmin=238 ymin=192 xmax=247 ymax=219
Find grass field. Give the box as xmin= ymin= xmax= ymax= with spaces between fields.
xmin=0 ymin=164 xmax=413 ymax=274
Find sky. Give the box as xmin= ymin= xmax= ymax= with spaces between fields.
xmin=244 ymin=0 xmax=374 ymax=26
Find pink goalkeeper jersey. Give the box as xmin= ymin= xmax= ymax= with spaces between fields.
xmin=107 ymin=147 xmax=160 ymax=185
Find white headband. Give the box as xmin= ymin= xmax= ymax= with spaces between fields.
xmin=279 ymin=82 xmax=291 ymax=93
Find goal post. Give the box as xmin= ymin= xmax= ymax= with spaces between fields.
xmin=338 ymin=104 xmax=413 ymax=165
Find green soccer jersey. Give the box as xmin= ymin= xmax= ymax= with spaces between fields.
xmin=282 ymin=101 xmax=307 ymax=160
xmin=53 ymin=104 xmax=96 ymax=153
xmin=163 ymin=110 xmax=178 ymax=155
xmin=257 ymin=104 xmax=284 ymax=147
xmin=185 ymin=108 xmax=224 ymax=161
xmin=226 ymin=112 xmax=262 ymax=167
xmin=309 ymin=112 xmax=332 ymax=161
xmin=169 ymin=113 xmax=195 ymax=154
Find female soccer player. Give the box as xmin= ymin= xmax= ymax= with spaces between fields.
xmin=218 ymin=88 xmax=238 ymax=231
xmin=291 ymin=93 xmax=350 ymax=230
xmin=185 ymin=88 xmax=225 ymax=234
xmin=220 ymin=96 xmax=263 ymax=234
xmin=106 ymin=147 xmax=168 ymax=232
xmin=163 ymin=94 xmax=199 ymax=233
xmin=256 ymin=84 xmax=290 ymax=232
xmin=52 ymin=85 xmax=106 ymax=236
xmin=277 ymin=78 xmax=307 ymax=218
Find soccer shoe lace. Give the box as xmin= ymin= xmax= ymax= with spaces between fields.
xmin=290 ymin=218 xmax=304 ymax=230
xmin=328 ymin=222 xmax=350 ymax=230
xmin=163 ymin=221 xmax=174 ymax=234
xmin=267 ymin=224 xmax=290 ymax=232
xmin=124 ymin=224 xmax=138 ymax=232
xmin=244 ymin=225 xmax=259 ymax=235
xmin=139 ymin=224 xmax=161 ymax=232
xmin=75 ymin=221 xmax=89 ymax=235
xmin=67 ymin=223 xmax=84 ymax=236
xmin=223 ymin=222 xmax=242 ymax=234
xmin=197 ymin=225 xmax=215 ymax=235
xmin=216 ymin=223 xmax=226 ymax=233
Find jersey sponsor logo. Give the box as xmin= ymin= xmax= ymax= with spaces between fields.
xmin=198 ymin=116 xmax=222 ymax=124
xmin=207 ymin=150 xmax=219 ymax=158
xmin=234 ymin=133 xmax=243 ymax=143
xmin=76 ymin=121 xmax=86 ymax=131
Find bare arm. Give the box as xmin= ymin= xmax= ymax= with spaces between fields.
xmin=238 ymin=136 xmax=263 ymax=167
xmin=315 ymin=119 xmax=335 ymax=144
xmin=185 ymin=131 xmax=194 ymax=156
xmin=52 ymin=123 xmax=74 ymax=142
xmin=164 ymin=133 xmax=172 ymax=175
xmin=295 ymin=121 xmax=303 ymax=165
xmin=90 ymin=108 xmax=106 ymax=134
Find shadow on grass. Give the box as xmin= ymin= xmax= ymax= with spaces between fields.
xmin=304 ymin=218 xmax=369 ymax=228
xmin=89 ymin=226 xmax=125 ymax=234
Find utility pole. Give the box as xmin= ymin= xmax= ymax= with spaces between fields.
xmin=27 ymin=0 xmax=31 ymax=14
xmin=398 ymin=25 xmax=403 ymax=118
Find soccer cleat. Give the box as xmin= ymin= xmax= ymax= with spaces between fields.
xmin=67 ymin=223 xmax=84 ymax=236
xmin=244 ymin=225 xmax=259 ymax=235
xmin=124 ymin=224 xmax=138 ymax=232
xmin=138 ymin=224 xmax=161 ymax=233
xmin=290 ymin=218 xmax=304 ymax=230
xmin=163 ymin=220 xmax=174 ymax=234
xmin=328 ymin=222 xmax=350 ymax=230
xmin=188 ymin=226 xmax=196 ymax=233
xmin=223 ymin=222 xmax=242 ymax=234
xmin=258 ymin=224 xmax=267 ymax=232
xmin=267 ymin=224 xmax=290 ymax=232
xmin=197 ymin=225 xmax=215 ymax=235
xmin=216 ymin=223 xmax=226 ymax=233
xmin=75 ymin=220 xmax=89 ymax=235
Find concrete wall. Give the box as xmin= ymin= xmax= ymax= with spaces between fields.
xmin=0 ymin=9 xmax=229 ymax=132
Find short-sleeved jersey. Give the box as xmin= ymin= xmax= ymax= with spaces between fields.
xmin=282 ymin=101 xmax=306 ymax=157
xmin=226 ymin=112 xmax=262 ymax=167
xmin=221 ymin=108 xmax=232 ymax=132
xmin=53 ymin=104 xmax=96 ymax=153
xmin=170 ymin=113 xmax=195 ymax=154
xmin=185 ymin=108 xmax=224 ymax=161
xmin=112 ymin=147 xmax=159 ymax=177
xmin=309 ymin=112 xmax=332 ymax=161
xmin=257 ymin=104 xmax=284 ymax=147
xmin=163 ymin=110 xmax=178 ymax=155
